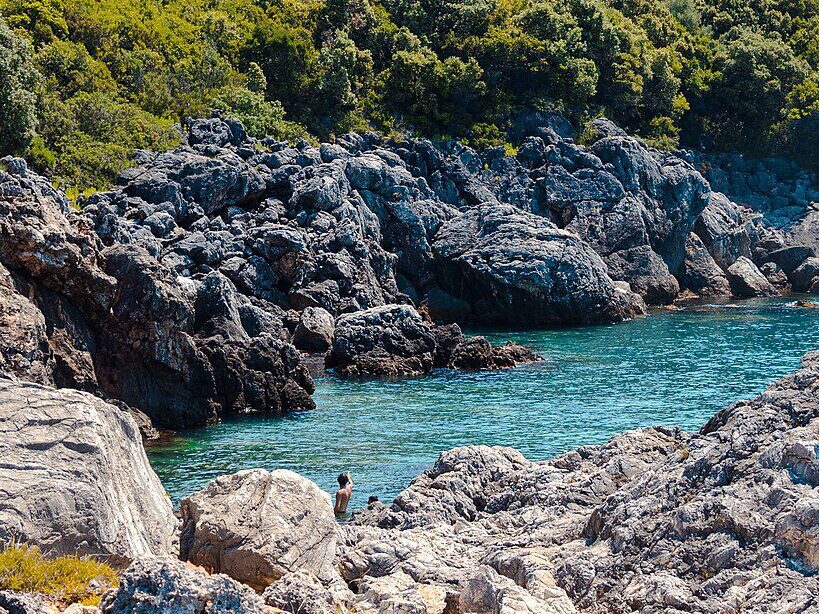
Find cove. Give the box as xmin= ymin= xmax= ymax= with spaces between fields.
xmin=147 ymin=298 xmax=819 ymax=509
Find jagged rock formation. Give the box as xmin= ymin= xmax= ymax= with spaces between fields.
xmin=326 ymin=304 xmax=542 ymax=376
xmin=2 ymin=112 xmax=818 ymax=428
xmin=0 ymin=380 xmax=177 ymax=565
xmin=0 ymin=157 xmax=314 ymax=429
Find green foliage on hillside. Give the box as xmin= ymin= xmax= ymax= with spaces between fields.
xmin=0 ymin=0 xmax=817 ymax=189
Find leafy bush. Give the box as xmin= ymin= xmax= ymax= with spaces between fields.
xmin=0 ymin=18 xmax=41 ymax=155
xmin=0 ymin=542 xmax=118 ymax=606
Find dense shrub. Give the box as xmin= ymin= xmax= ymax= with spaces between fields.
xmin=0 ymin=19 xmax=41 ymax=155
xmin=0 ymin=542 xmax=118 ymax=606
xmin=0 ymin=0 xmax=817 ymax=188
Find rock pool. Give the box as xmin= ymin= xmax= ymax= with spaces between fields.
xmin=147 ymin=298 xmax=819 ymax=509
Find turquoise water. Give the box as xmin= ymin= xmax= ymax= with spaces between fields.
xmin=147 ymin=298 xmax=819 ymax=508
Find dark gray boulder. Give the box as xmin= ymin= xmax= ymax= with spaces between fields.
xmin=791 ymin=257 xmax=819 ymax=293
xmin=432 ymin=204 xmax=645 ymax=325
xmin=694 ymin=193 xmax=761 ymax=271
xmin=726 ymin=256 xmax=778 ymax=297
xmin=326 ymin=305 xmax=437 ymax=377
xmin=765 ymin=245 xmax=815 ymax=275
xmin=677 ymin=233 xmax=730 ymax=296
xmin=293 ymin=306 xmax=335 ymax=353
xmin=759 ymin=261 xmax=791 ymax=292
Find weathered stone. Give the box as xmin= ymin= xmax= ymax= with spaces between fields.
xmin=180 ymin=469 xmax=340 ymax=591
xmin=791 ymin=257 xmax=819 ymax=293
xmin=677 ymin=232 xmax=730 ymax=296
xmin=726 ymin=256 xmax=778 ymax=297
xmin=263 ymin=570 xmax=348 ymax=614
xmin=765 ymin=245 xmax=815 ymax=274
xmin=99 ymin=557 xmax=267 ymax=613
xmin=0 ymin=380 xmax=177 ymax=565
xmin=326 ymin=305 xmax=437 ymax=377
xmin=293 ymin=306 xmax=335 ymax=353
xmin=432 ymin=205 xmax=645 ymax=325
xmin=340 ymin=351 xmax=819 ymax=614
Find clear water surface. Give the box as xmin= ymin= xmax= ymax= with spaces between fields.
xmin=147 ymin=298 xmax=819 ymax=508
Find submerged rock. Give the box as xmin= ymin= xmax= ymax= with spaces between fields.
xmin=0 ymin=380 xmax=177 ymax=565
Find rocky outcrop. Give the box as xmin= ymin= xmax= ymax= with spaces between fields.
xmin=0 ymin=380 xmax=177 ymax=565
xmin=677 ymin=232 xmax=731 ymax=296
xmin=179 ymin=469 xmax=340 ymax=591
xmin=60 ymin=346 xmax=819 ymax=614
xmin=432 ymin=205 xmax=645 ymax=324
xmin=99 ymin=557 xmax=267 ymax=613
xmin=792 ymin=257 xmax=819 ymax=293
xmin=262 ymin=570 xmax=343 ymax=614
xmin=326 ymin=304 xmax=437 ymax=376
xmin=326 ymin=305 xmax=541 ymax=376
xmin=0 ymin=156 xmax=314 ymax=429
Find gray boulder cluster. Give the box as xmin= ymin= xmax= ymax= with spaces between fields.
xmin=0 ymin=155 xmax=314 ymax=430
xmin=78 ymin=113 xmax=819 ymax=313
xmin=2 ymin=113 xmax=818 ymax=427
xmin=84 ymin=349 xmax=819 ymax=614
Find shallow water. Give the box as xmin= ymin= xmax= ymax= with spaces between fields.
xmin=147 ymin=298 xmax=819 ymax=508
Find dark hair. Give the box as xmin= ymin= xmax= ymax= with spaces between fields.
xmin=367 ymin=496 xmax=379 ymax=504
xmin=338 ymin=472 xmax=349 ymax=487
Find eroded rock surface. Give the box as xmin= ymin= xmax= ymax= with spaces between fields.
xmin=326 ymin=305 xmax=541 ymax=376
xmin=180 ymin=469 xmax=340 ymax=591
xmin=0 ymin=157 xmax=314 ymax=429
xmin=99 ymin=557 xmax=267 ymax=613
xmin=0 ymin=380 xmax=176 ymax=565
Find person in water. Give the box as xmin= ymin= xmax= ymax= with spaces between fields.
xmin=334 ymin=472 xmax=354 ymax=516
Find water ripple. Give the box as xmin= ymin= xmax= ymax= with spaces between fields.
xmin=147 ymin=298 xmax=819 ymax=508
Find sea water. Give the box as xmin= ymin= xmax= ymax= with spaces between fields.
xmin=147 ymin=298 xmax=819 ymax=509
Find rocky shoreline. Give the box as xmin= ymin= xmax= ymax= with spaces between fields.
xmin=1 ymin=350 xmax=818 ymax=613
xmin=1 ymin=113 xmax=818 ymax=432
xmin=1 ymin=113 xmax=819 ymax=612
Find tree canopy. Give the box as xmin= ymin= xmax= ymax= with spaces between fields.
xmin=1 ymin=0 xmax=817 ymax=189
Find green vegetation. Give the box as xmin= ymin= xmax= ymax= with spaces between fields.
xmin=0 ymin=0 xmax=817 ymax=190
xmin=0 ymin=542 xmax=118 ymax=606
